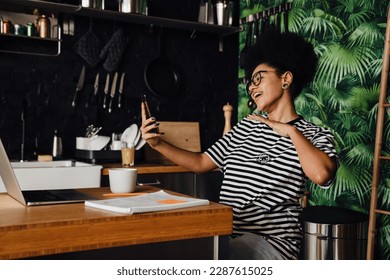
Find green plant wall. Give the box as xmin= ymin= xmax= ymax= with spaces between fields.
xmin=238 ymin=0 xmax=390 ymax=259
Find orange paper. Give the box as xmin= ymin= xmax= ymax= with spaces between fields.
xmin=157 ymin=199 xmax=186 ymax=204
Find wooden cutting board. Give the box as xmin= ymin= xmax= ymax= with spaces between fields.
xmin=144 ymin=121 xmax=201 ymax=164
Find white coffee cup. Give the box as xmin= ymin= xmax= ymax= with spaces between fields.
xmin=108 ymin=168 xmax=137 ymax=193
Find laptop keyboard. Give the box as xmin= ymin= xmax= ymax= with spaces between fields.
xmin=22 ymin=190 xmax=65 ymax=202
xmin=22 ymin=189 xmax=95 ymax=202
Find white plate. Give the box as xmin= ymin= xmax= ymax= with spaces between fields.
xmin=133 ymin=127 xmax=141 ymax=147
xmin=135 ymin=137 xmax=146 ymax=150
xmin=121 ymin=124 xmax=138 ymax=145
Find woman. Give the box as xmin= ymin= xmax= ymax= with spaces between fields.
xmin=140 ymin=30 xmax=338 ymax=260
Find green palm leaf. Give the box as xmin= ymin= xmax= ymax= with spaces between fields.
xmin=287 ymin=7 xmax=308 ymax=33
xmin=344 ymin=143 xmax=374 ymax=167
xmin=301 ymin=9 xmax=347 ymax=40
xmin=316 ymin=42 xmax=376 ymax=86
xmin=346 ymin=21 xmax=385 ymax=49
xmin=369 ymin=58 xmax=385 ymax=80
xmin=333 ymin=113 xmax=370 ymax=147
xmin=350 ymin=83 xmax=380 ymax=113
xmin=331 ymin=162 xmax=372 ymax=205
xmin=378 ymin=179 xmax=390 ymax=210
xmin=334 ymin=0 xmax=374 ymax=29
xmin=313 ymin=74 xmax=358 ymax=111
xmin=368 ymin=103 xmax=379 ymax=131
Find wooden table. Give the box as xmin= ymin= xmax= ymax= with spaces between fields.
xmin=0 ymin=186 xmax=232 ymax=260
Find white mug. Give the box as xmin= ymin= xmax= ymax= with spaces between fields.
xmin=109 ymin=168 xmax=137 ymax=193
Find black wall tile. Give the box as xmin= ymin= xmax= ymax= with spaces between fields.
xmin=0 ymin=15 xmax=238 ymax=161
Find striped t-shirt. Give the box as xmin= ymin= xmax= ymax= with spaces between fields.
xmin=205 ymin=115 xmax=338 ymax=259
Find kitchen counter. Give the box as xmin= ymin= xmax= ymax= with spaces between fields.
xmin=0 ymin=185 xmax=232 ymax=260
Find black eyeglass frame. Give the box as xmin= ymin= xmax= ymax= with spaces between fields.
xmin=246 ymin=70 xmax=277 ymax=95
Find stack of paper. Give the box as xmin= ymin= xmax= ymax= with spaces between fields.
xmin=85 ymin=190 xmax=209 ymax=214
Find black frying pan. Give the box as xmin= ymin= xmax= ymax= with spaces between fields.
xmin=144 ymin=28 xmax=181 ymax=100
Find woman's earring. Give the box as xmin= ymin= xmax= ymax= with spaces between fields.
xmin=248 ymin=98 xmax=256 ymax=110
xmin=282 ymin=83 xmax=289 ymax=89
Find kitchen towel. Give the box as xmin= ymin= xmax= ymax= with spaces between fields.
xmin=100 ymin=28 xmax=129 ymax=72
xmin=73 ymin=27 xmax=102 ymax=67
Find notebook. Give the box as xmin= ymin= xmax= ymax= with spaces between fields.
xmin=85 ymin=190 xmax=209 ymax=214
xmin=0 ymin=139 xmax=95 ymax=206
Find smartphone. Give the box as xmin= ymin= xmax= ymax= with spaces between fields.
xmin=141 ymin=94 xmax=159 ymax=133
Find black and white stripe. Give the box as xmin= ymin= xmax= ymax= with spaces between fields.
xmin=205 ymin=116 xmax=337 ymax=259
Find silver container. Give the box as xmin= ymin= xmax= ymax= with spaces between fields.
xmin=215 ymin=1 xmax=225 ymax=26
xmin=81 ymin=0 xmax=93 ymax=7
xmin=81 ymin=0 xmax=104 ymax=9
xmin=119 ymin=0 xmax=141 ymax=13
xmin=301 ymin=206 xmax=368 ymax=260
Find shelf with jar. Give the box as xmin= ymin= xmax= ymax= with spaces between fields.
xmin=0 ymin=0 xmax=240 ymax=55
xmin=0 ymin=0 xmax=240 ymax=36
xmin=0 ymin=9 xmax=61 ymax=56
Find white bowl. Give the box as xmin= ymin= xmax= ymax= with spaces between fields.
xmin=88 ymin=135 xmax=110 ymax=151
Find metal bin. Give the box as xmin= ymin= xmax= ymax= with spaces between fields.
xmin=300 ymin=206 xmax=368 ymax=260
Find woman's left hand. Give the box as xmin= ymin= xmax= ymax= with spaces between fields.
xmin=247 ymin=114 xmax=291 ymax=137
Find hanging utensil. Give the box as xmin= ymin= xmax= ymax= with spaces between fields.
xmin=276 ymin=5 xmax=282 ymax=32
xmin=239 ymin=19 xmax=253 ymax=69
xmin=71 ymin=65 xmax=86 ymax=107
xmin=108 ymin=72 xmax=118 ymax=113
xmin=144 ymin=27 xmax=181 ymax=100
xmin=253 ymin=16 xmax=259 ymax=45
xmin=90 ymin=72 xmax=99 ymax=105
xmin=284 ymin=2 xmax=290 ymax=32
xmin=259 ymin=10 xmax=266 ymax=35
xmin=102 ymin=73 xmax=110 ymax=109
xmin=118 ymin=72 xmax=125 ymax=108
xmin=262 ymin=10 xmax=269 ymax=33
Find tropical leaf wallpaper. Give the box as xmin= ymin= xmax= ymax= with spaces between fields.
xmin=238 ymin=0 xmax=390 ymax=259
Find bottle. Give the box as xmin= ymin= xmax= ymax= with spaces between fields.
xmin=52 ymin=129 xmax=63 ymax=159
xmin=36 ymin=14 xmax=51 ymax=38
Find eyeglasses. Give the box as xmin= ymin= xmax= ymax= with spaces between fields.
xmin=246 ymin=70 xmax=276 ymax=95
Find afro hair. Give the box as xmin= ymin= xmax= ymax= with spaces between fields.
xmin=241 ymin=30 xmax=318 ymax=99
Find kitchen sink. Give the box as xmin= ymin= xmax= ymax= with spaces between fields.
xmin=0 ymin=160 xmax=102 ymax=192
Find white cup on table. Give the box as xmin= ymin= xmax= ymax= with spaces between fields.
xmin=108 ymin=168 xmax=137 ymax=193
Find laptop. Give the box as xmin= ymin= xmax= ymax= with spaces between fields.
xmin=0 ymin=139 xmax=96 ymax=206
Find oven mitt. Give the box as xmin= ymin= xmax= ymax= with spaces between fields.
xmin=73 ymin=28 xmax=102 ymax=67
xmin=100 ymin=28 xmax=129 ymax=72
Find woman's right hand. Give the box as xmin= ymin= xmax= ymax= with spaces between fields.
xmin=140 ymin=102 xmax=162 ymax=148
